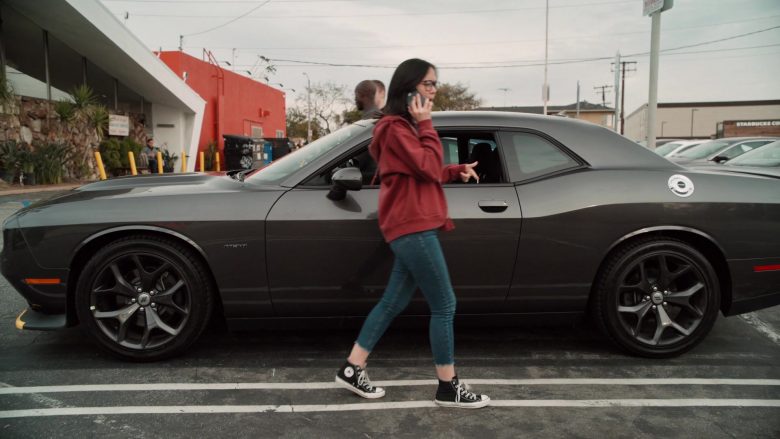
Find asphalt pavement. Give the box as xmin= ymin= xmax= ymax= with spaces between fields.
xmin=0 ymin=191 xmax=778 ymax=438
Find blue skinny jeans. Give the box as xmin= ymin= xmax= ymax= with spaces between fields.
xmin=355 ymin=230 xmax=456 ymax=366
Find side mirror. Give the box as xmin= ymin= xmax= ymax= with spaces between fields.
xmin=327 ymin=167 xmax=363 ymax=200
xmin=711 ymin=155 xmax=729 ymax=164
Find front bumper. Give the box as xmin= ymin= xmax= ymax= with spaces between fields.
xmin=15 ymin=308 xmax=67 ymax=331
xmin=2 ymin=221 xmax=69 ymax=316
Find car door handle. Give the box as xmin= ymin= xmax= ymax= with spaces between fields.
xmin=478 ymin=200 xmax=508 ymax=213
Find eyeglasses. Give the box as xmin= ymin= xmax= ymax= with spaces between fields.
xmin=420 ymin=80 xmax=438 ymax=89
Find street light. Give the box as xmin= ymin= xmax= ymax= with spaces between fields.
xmin=690 ymin=108 xmax=699 ymax=138
xmin=302 ymin=72 xmax=312 ymax=143
xmin=497 ymin=88 xmax=510 ymax=107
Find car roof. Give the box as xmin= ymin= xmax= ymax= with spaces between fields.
xmin=431 ymin=111 xmax=676 ymax=170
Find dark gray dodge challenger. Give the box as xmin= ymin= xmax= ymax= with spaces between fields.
xmin=3 ymin=112 xmax=779 ymax=361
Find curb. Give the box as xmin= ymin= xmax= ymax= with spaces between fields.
xmin=0 ymin=183 xmax=82 ymax=196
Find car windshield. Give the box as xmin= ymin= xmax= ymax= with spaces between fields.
xmin=245 ymin=123 xmax=369 ymax=185
xmin=727 ymin=141 xmax=780 ymax=167
xmin=655 ymin=142 xmax=684 ymax=156
xmin=676 ymin=140 xmax=732 ymax=159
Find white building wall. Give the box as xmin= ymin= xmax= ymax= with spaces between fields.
xmin=151 ymin=103 xmax=186 ymax=167
xmin=625 ymin=103 xmax=780 ymax=142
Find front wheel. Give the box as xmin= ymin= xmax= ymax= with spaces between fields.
xmin=75 ymin=235 xmax=213 ymax=361
xmin=592 ymin=238 xmax=721 ymax=358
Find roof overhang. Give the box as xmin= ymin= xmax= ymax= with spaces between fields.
xmin=2 ymin=0 xmax=204 ymax=113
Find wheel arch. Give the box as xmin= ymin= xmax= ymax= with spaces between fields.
xmin=66 ymin=226 xmax=223 ymax=326
xmin=591 ymin=226 xmax=732 ymax=316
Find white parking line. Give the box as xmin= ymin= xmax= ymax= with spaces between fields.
xmin=1 ymin=399 xmax=779 ymax=418
xmin=1 ymin=378 xmax=779 ymax=395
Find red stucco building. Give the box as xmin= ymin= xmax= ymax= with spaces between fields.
xmin=158 ymin=51 xmax=286 ymax=168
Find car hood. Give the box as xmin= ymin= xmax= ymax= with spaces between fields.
xmin=77 ymin=172 xmax=227 ymax=191
xmin=18 ymin=172 xmax=273 ymax=214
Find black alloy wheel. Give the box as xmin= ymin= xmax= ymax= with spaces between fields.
xmin=75 ymin=235 xmax=213 ymax=361
xmin=593 ymin=238 xmax=720 ymax=358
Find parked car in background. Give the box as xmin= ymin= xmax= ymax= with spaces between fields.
xmin=4 ymin=112 xmax=779 ymax=362
xmin=654 ymin=140 xmax=707 ymax=157
xmin=667 ymin=137 xmax=777 ymax=165
xmin=701 ymin=140 xmax=780 ymax=178
xmin=637 ymin=139 xmax=681 ymax=148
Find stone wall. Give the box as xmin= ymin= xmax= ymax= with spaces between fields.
xmin=0 ymin=94 xmax=148 ymax=181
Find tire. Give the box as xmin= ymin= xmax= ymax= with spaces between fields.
xmin=592 ymin=238 xmax=720 ymax=358
xmin=75 ymin=235 xmax=213 ymax=361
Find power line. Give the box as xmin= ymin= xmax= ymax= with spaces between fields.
xmin=181 ymin=0 xmax=271 ymax=37
xmin=175 ymin=14 xmax=780 ymax=50
xmin=219 ymin=42 xmax=780 ymax=69
xmin=242 ymin=29 xmax=780 ymax=70
xmin=118 ymin=1 xmax=637 ymax=20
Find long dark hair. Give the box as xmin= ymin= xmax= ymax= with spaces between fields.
xmin=383 ymin=58 xmax=436 ymax=120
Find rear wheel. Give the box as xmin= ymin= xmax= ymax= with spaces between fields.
xmin=75 ymin=235 xmax=213 ymax=361
xmin=593 ymin=238 xmax=720 ymax=358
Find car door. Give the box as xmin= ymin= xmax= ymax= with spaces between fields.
xmin=265 ymin=128 xmax=522 ymax=317
xmin=498 ymin=130 xmax=593 ymax=314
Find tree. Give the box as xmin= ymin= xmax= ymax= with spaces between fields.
xmin=432 ymin=82 xmax=482 ymax=111
xmin=340 ymin=107 xmax=362 ymax=126
xmin=286 ymin=107 xmax=323 ymax=140
xmin=295 ymin=81 xmax=351 ymax=135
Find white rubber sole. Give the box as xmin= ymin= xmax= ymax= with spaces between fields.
xmin=335 ymin=376 xmax=386 ymax=399
xmin=434 ymin=395 xmax=491 ymax=409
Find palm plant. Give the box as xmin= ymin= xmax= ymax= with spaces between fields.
xmin=54 ymin=99 xmax=75 ymax=122
xmin=89 ymin=105 xmax=109 ymax=140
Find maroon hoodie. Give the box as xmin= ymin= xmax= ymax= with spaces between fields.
xmin=369 ymin=115 xmax=466 ymax=242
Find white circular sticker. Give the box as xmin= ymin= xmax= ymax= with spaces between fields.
xmin=344 ymin=366 xmax=354 ymax=378
xmin=668 ymin=174 xmax=694 ymax=197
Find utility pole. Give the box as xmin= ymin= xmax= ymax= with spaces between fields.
xmin=646 ymin=0 xmax=674 ymax=149
xmin=498 ymin=88 xmax=510 ymax=107
xmin=576 ymin=81 xmax=580 ymax=118
xmin=611 ymin=60 xmax=637 ymax=134
xmin=303 ymin=72 xmax=312 ymax=143
xmin=542 ymin=0 xmax=549 ymax=116
xmin=594 ymin=85 xmax=612 ymax=108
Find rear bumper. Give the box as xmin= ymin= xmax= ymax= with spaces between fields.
xmin=15 ymin=308 xmax=68 ymax=331
xmin=726 ymin=258 xmax=780 ymax=315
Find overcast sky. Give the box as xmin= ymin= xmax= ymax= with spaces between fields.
xmin=99 ymin=0 xmax=780 ymax=115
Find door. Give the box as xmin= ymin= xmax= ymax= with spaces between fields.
xmin=265 ymin=129 xmax=522 ymax=317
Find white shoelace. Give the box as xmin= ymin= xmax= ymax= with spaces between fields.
xmin=356 ymin=369 xmax=375 ymax=392
xmin=455 ymin=382 xmax=479 ymax=403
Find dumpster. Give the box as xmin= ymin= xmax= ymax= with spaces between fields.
xmin=222 ymin=135 xmax=294 ymax=170
xmin=222 ymin=134 xmax=258 ymax=171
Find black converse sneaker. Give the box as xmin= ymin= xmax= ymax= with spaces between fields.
xmin=434 ymin=376 xmax=490 ymax=408
xmin=335 ymin=361 xmax=386 ymax=399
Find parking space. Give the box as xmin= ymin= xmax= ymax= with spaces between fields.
xmin=0 ymin=193 xmax=778 ymax=438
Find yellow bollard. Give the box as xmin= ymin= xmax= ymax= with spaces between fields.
xmin=199 ymin=151 xmax=205 ymax=172
xmin=128 ymin=151 xmax=138 ymax=176
xmin=215 ymin=152 xmax=221 ymax=172
xmin=94 ymin=151 xmax=107 ymax=180
xmin=156 ymin=151 xmax=163 ymax=174
xmin=181 ymin=150 xmax=187 ymax=172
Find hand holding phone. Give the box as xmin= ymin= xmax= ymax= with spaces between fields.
xmin=407 ymin=91 xmax=427 ymax=108
xmin=407 ymin=91 xmax=431 ymax=122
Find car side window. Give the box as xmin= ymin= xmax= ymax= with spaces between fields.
xmin=498 ymin=131 xmax=580 ymax=182
xmin=436 ymin=131 xmax=505 ymax=183
xmin=302 ymin=143 xmax=377 ymax=187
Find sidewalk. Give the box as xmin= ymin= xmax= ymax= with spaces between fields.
xmin=0 ymin=182 xmax=83 ymax=196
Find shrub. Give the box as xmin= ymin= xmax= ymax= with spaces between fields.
xmin=33 ymin=143 xmax=69 ymax=184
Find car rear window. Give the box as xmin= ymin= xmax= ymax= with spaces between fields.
xmin=499 ymin=132 xmax=580 ymax=182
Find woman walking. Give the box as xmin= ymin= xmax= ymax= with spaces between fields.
xmin=335 ymin=58 xmax=490 ymax=409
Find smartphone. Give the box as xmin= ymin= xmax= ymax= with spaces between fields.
xmin=407 ymin=91 xmax=427 ymax=108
